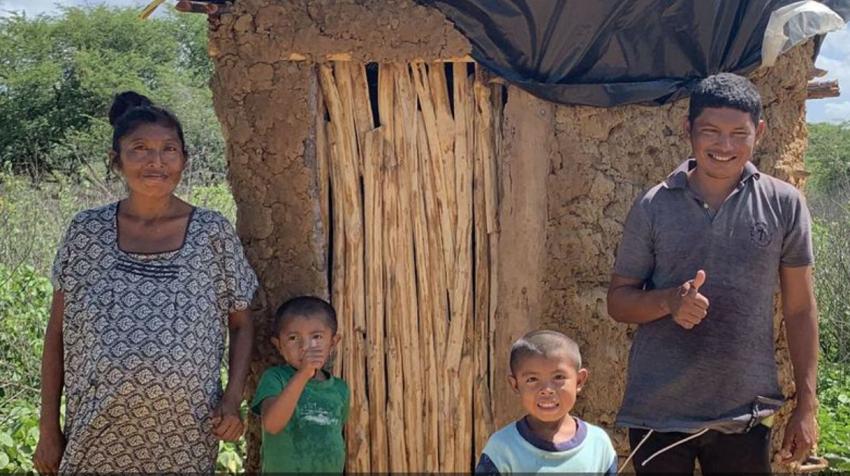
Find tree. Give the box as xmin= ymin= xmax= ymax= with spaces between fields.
xmin=0 ymin=6 xmax=224 ymax=178
xmin=805 ymin=122 xmax=850 ymax=197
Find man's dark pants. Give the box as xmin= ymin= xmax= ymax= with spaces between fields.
xmin=628 ymin=425 xmax=772 ymax=474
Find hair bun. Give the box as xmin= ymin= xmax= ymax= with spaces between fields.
xmin=108 ymin=91 xmax=153 ymax=126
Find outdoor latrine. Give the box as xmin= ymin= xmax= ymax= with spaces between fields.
xmin=202 ymin=0 xmax=846 ymax=471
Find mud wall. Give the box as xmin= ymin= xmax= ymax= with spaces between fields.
xmin=208 ymin=0 xmax=813 ymax=470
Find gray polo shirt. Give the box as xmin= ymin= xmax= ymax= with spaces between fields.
xmin=613 ymin=159 xmax=813 ymax=433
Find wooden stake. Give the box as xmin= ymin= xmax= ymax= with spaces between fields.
xmin=316 ymin=71 xmax=331 ymax=294
xmin=416 ymin=113 xmax=450 ymax=468
xmin=363 ymin=127 xmax=388 ymax=473
xmin=393 ymin=63 xmax=426 ymax=470
xmin=411 ymin=105 xmax=441 ymax=470
xmin=378 ymin=64 xmax=408 ymax=473
xmin=412 ymin=64 xmax=457 ymax=293
xmin=472 ymin=66 xmax=495 ymax=460
xmin=319 ymin=64 xmax=370 ymax=472
xmin=347 ymin=63 xmax=375 ymax=172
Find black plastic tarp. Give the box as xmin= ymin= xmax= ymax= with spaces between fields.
xmin=423 ymin=0 xmax=850 ymax=107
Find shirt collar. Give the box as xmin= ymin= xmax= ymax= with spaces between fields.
xmin=663 ymin=158 xmax=760 ymax=190
xmin=516 ymin=416 xmax=587 ymax=452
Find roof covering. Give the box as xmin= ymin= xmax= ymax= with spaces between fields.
xmin=423 ymin=0 xmax=850 ymax=106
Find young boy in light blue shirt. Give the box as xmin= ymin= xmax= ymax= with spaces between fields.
xmin=476 ymin=330 xmax=618 ymax=474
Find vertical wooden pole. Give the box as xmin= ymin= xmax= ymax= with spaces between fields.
xmin=377 ymin=64 xmax=408 ymax=473
xmin=318 ymin=63 xmax=370 ymax=471
xmin=363 ymin=126 xmax=388 ymax=473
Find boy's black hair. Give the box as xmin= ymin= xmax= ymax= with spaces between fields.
xmin=272 ymin=296 xmax=338 ymax=336
xmin=108 ymin=91 xmax=188 ymax=170
xmin=509 ymin=330 xmax=582 ymax=374
xmin=688 ymin=73 xmax=762 ymax=127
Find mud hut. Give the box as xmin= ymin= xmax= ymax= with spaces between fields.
xmin=197 ymin=0 xmax=847 ymax=471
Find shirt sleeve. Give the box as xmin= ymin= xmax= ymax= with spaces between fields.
xmin=613 ymin=194 xmax=655 ymax=281
xmin=474 ymin=453 xmax=500 ymax=475
xmin=605 ymin=457 xmax=618 ymax=476
xmin=780 ymin=190 xmax=813 ymax=267
xmin=251 ymin=368 xmax=287 ymax=416
xmin=211 ymin=214 xmax=259 ymax=313
xmin=51 ymin=215 xmax=81 ymax=292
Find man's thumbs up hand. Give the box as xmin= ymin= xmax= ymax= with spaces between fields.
xmin=668 ymin=270 xmax=710 ymax=329
xmin=692 ymin=269 xmax=706 ymax=291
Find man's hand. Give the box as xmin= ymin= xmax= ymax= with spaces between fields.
xmin=33 ymin=426 xmax=65 ymax=474
xmin=779 ymin=405 xmax=817 ymax=465
xmin=211 ymin=396 xmax=244 ymax=442
xmin=668 ymin=270 xmax=709 ymax=329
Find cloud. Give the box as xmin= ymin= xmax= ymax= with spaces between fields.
xmin=808 ymin=24 xmax=850 ymax=123
xmin=819 ymin=24 xmax=850 ymax=58
xmin=822 ymin=101 xmax=850 ymax=123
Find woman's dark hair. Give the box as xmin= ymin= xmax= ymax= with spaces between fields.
xmin=108 ymin=91 xmax=188 ymax=170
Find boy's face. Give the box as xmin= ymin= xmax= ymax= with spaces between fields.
xmin=685 ymin=106 xmax=765 ymax=182
xmin=271 ymin=314 xmax=340 ymax=370
xmin=508 ymin=352 xmax=588 ymax=424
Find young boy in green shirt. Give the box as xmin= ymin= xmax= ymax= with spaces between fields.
xmin=251 ymin=296 xmax=350 ymax=473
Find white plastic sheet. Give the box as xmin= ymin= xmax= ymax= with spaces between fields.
xmin=762 ymin=0 xmax=847 ymax=67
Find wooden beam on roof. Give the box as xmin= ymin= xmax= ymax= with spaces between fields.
xmin=176 ymin=0 xmax=231 ymax=15
xmin=807 ymin=79 xmax=840 ymax=99
xmin=286 ymin=53 xmax=474 ymax=63
xmin=808 ymin=66 xmax=828 ymax=79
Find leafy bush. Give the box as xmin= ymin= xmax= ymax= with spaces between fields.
xmin=0 ymin=265 xmax=50 ymax=471
xmin=806 ymin=122 xmax=850 ymax=197
xmin=0 ymin=6 xmax=224 ymax=177
xmin=805 ymin=122 xmax=850 ymax=471
xmin=818 ymin=365 xmax=850 ymax=472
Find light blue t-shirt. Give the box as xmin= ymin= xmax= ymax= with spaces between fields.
xmin=476 ymin=417 xmax=617 ymax=474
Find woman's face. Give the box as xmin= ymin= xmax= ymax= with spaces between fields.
xmin=113 ymin=123 xmax=185 ymax=199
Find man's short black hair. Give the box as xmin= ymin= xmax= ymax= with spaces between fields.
xmin=688 ymin=73 xmax=762 ymax=127
xmin=509 ymin=330 xmax=582 ymax=374
xmin=272 ymin=296 xmax=338 ymax=336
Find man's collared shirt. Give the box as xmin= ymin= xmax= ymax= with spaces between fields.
xmin=614 ymin=159 xmax=813 ymax=433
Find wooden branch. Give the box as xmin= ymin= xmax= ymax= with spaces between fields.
xmin=807 ymin=80 xmax=840 ymax=99
xmin=318 ymin=64 xmax=371 ymax=471
xmin=808 ymin=66 xmax=828 ymax=80
xmin=392 ymin=63 xmax=426 ymax=471
xmin=363 ymin=127 xmax=388 ymax=473
xmin=175 ymin=0 xmax=230 ymax=15
xmin=378 ymin=64 xmax=408 ymax=473
xmin=288 ymin=53 xmax=474 ymax=62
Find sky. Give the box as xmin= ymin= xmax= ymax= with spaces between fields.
xmin=1 ymin=0 xmax=849 ymax=124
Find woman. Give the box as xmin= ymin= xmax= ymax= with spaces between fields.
xmin=33 ymin=92 xmax=258 ymax=473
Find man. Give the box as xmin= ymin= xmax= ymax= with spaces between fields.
xmin=608 ymin=73 xmax=818 ymax=473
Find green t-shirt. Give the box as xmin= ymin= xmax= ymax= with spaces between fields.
xmin=251 ymin=365 xmax=350 ymax=473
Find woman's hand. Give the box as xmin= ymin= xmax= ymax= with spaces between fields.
xmin=33 ymin=426 xmax=65 ymax=474
xmin=211 ymin=396 xmax=244 ymax=441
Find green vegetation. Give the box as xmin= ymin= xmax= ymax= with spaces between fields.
xmin=805 ymin=121 xmax=850 ymax=472
xmin=0 ymin=5 xmax=224 ymax=178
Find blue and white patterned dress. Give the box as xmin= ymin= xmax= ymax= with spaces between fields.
xmin=52 ymin=202 xmax=258 ymax=473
